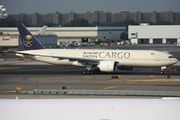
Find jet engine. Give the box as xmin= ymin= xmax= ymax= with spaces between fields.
xmin=97 ymin=61 xmax=118 ymax=72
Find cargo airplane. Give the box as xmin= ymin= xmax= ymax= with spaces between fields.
xmin=16 ymin=23 xmax=178 ymax=74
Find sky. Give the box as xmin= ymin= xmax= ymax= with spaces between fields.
xmin=1 ymin=0 xmax=180 ymax=14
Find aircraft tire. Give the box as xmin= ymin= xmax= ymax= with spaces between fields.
xmin=83 ymin=70 xmax=87 ymax=74
xmin=86 ymin=71 xmax=90 ymax=74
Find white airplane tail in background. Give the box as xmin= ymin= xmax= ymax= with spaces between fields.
xmin=36 ymin=25 xmax=47 ymax=35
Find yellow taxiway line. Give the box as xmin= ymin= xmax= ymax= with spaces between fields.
xmin=0 ymin=91 xmax=17 ymax=93
xmin=16 ymin=87 xmax=22 ymax=90
xmin=60 ymin=86 xmax=68 ymax=89
xmin=83 ymin=76 xmax=92 ymax=78
xmin=104 ymin=86 xmax=115 ymax=89
xmin=109 ymin=78 xmax=180 ymax=82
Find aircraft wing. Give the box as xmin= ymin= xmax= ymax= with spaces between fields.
xmin=16 ymin=52 xmax=100 ymax=65
xmin=39 ymin=54 xmax=99 ymax=62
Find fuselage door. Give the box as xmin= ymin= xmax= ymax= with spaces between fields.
xmin=156 ymin=54 xmax=160 ymax=61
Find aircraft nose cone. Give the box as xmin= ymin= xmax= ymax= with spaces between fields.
xmin=174 ymin=58 xmax=178 ymax=64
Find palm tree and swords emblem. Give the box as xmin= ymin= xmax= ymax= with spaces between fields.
xmin=23 ymin=35 xmax=33 ymax=47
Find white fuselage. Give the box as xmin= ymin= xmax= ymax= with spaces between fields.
xmin=16 ymin=49 xmax=178 ymax=67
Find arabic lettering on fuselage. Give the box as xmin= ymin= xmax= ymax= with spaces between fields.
xmin=83 ymin=51 xmax=98 ymax=58
xmin=83 ymin=51 xmax=130 ymax=59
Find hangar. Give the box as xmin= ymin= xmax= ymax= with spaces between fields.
xmin=0 ymin=26 xmax=126 ymax=46
xmin=129 ymin=23 xmax=180 ymax=44
xmin=0 ymin=34 xmax=18 ymax=52
xmin=0 ymin=26 xmax=125 ymax=51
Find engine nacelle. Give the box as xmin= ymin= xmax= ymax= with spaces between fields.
xmin=117 ymin=66 xmax=134 ymax=71
xmin=97 ymin=61 xmax=118 ymax=72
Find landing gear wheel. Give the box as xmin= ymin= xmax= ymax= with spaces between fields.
xmin=86 ymin=71 xmax=90 ymax=74
xmin=90 ymin=71 xmax=93 ymax=74
xmin=83 ymin=70 xmax=90 ymax=74
xmin=83 ymin=70 xmax=87 ymax=74
xmin=83 ymin=70 xmax=95 ymax=74
xmin=160 ymin=71 xmax=164 ymax=75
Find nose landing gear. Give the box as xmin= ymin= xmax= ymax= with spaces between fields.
xmin=160 ymin=66 xmax=166 ymax=75
xmin=160 ymin=71 xmax=164 ymax=75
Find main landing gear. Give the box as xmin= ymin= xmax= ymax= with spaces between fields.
xmin=83 ymin=70 xmax=93 ymax=74
xmin=83 ymin=65 xmax=100 ymax=74
xmin=83 ymin=69 xmax=101 ymax=74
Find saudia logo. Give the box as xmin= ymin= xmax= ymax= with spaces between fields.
xmin=83 ymin=51 xmax=130 ymax=59
xmin=23 ymin=35 xmax=33 ymax=47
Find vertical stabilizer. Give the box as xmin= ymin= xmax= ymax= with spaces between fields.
xmin=17 ymin=23 xmax=45 ymax=50
xmin=36 ymin=26 xmax=47 ymax=35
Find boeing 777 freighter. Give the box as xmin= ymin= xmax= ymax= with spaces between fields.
xmin=16 ymin=23 xmax=178 ymax=74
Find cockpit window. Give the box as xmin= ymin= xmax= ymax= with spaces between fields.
xmin=169 ymin=56 xmax=174 ymax=58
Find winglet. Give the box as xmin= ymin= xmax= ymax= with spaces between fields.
xmin=17 ymin=23 xmax=45 ymax=50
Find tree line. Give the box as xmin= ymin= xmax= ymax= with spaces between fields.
xmin=0 ymin=18 xmax=173 ymax=28
xmin=0 ymin=19 xmax=30 ymax=27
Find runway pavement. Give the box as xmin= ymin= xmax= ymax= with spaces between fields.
xmin=0 ymin=65 xmax=180 ymax=92
xmin=0 ymin=44 xmax=180 ymax=97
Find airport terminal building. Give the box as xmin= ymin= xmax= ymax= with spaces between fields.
xmin=0 ymin=26 xmax=125 ymax=51
xmin=0 ymin=26 xmax=126 ymax=45
xmin=129 ymin=23 xmax=180 ymax=44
